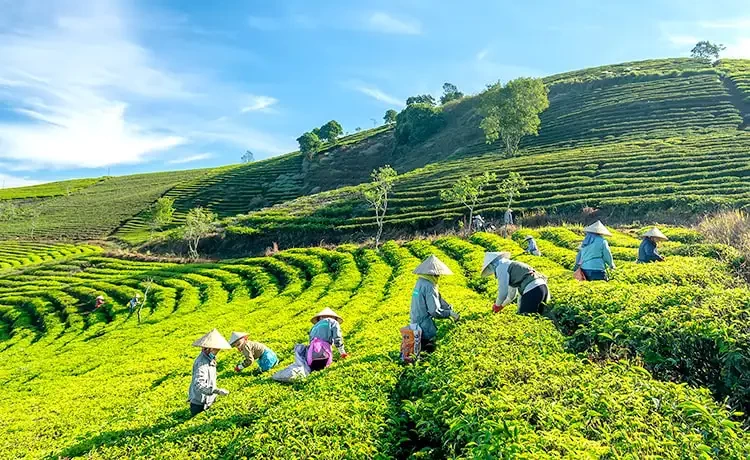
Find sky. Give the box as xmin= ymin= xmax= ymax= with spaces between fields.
xmin=0 ymin=0 xmax=749 ymax=188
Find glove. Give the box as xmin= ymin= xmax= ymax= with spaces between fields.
xmin=450 ymin=311 xmax=460 ymax=322
xmin=215 ymin=388 xmax=229 ymax=396
xmin=234 ymin=364 xmax=244 ymax=373
xmin=340 ymin=353 xmax=349 ymax=359
xmin=492 ymin=304 xmax=504 ymax=313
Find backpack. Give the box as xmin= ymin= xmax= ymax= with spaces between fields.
xmin=306 ymin=337 xmax=333 ymax=370
xmin=400 ymin=324 xmax=422 ymax=363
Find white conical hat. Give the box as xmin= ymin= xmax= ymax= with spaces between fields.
xmin=583 ymin=220 xmax=612 ymax=236
xmin=192 ymin=329 xmax=232 ymax=349
xmin=311 ymin=307 xmax=343 ymax=324
xmin=412 ymin=255 xmax=453 ymax=276
xmin=481 ymin=252 xmax=511 ymax=277
xmin=642 ymin=227 xmax=668 ymax=241
xmin=524 ymin=235 xmax=533 ymax=240
xmin=229 ymin=331 xmax=249 ymax=346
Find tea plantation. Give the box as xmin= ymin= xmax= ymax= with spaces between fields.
xmin=1 ymin=227 xmax=749 ymax=458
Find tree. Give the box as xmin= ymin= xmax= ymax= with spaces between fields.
xmin=183 ymin=207 xmax=217 ymax=259
xmin=440 ymin=172 xmax=496 ymax=232
xmin=355 ymin=127 xmax=362 ymax=132
xmin=297 ymin=132 xmax=323 ymax=160
xmin=363 ymin=165 xmax=398 ymax=248
xmin=479 ymin=77 xmax=549 ymax=156
xmin=383 ymin=109 xmax=398 ymax=125
xmin=498 ymin=172 xmax=528 ymax=210
xmin=241 ymin=150 xmax=254 ymax=163
xmin=0 ymin=201 xmax=18 ymax=222
xmin=440 ymin=82 xmax=464 ymax=104
xmin=691 ymin=40 xmax=725 ymax=62
xmin=395 ymin=103 xmax=445 ymax=145
xmin=406 ymin=94 xmax=436 ymax=106
xmin=319 ymin=120 xmax=343 ymax=144
xmin=145 ymin=196 xmax=175 ymax=237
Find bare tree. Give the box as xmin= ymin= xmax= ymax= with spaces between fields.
xmin=363 ymin=166 xmax=398 ymax=248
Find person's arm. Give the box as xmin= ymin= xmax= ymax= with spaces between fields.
xmin=602 ymin=240 xmax=615 ymax=269
xmin=495 ymin=263 xmax=511 ymax=305
xmin=425 ymin=284 xmax=452 ymax=319
xmin=330 ymin=320 xmax=346 ymax=355
xmin=241 ymin=345 xmax=255 ymax=368
xmin=195 ymin=362 xmax=217 ymax=396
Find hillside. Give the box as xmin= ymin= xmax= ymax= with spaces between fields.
xmin=0 ymin=57 xmax=748 ymax=244
xmin=1 ymin=227 xmax=750 ymax=458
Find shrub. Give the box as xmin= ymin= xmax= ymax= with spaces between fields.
xmin=395 ymin=103 xmax=444 ymax=145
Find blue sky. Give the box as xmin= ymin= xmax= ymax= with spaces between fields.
xmin=1 ymin=0 xmax=749 ymax=188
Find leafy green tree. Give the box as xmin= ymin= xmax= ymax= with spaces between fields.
xmin=319 ymin=120 xmax=344 ymax=144
xmin=183 ymin=207 xmax=217 ymax=259
xmin=311 ymin=127 xmax=321 ymax=137
xmin=241 ymin=150 xmax=254 ymax=163
xmin=691 ymin=41 xmax=725 ymax=62
xmin=480 ymin=77 xmax=549 ymax=156
xmin=395 ymin=103 xmax=444 ymax=145
xmin=383 ymin=109 xmax=398 ymax=125
xmin=440 ymin=172 xmax=496 ymax=232
xmin=440 ymin=82 xmax=464 ymax=104
xmin=297 ymin=132 xmax=323 ymax=160
xmin=146 ymin=196 xmax=176 ymax=237
xmin=363 ymin=165 xmax=398 ymax=248
xmin=406 ymin=94 xmax=436 ymax=106
xmin=498 ymin=172 xmax=528 ymax=210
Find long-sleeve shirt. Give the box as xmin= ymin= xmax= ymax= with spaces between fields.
xmin=491 ymin=259 xmax=548 ymax=306
xmin=309 ymin=318 xmax=346 ymax=355
xmin=188 ymin=352 xmax=218 ymax=407
xmin=575 ymin=236 xmax=615 ymax=271
xmin=409 ymin=277 xmax=455 ymax=340
xmin=526 ymin=238 xmax=541 ymax=256
xmin=237 ymin=341 xmax=268 ymax=368
xmin=638 ymin=238 xmax=663 ymax=263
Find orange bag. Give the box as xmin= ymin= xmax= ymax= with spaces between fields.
xmin=573 ymin=267 xmax=587 ymax=281
xmin=400 ymin=324 xmax=422 ymax=363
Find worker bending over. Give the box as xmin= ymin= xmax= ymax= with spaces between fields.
xmin=229 ymin=332 xmax=279 ymax=373
xmin=410 ymin=255 xmax=460 ymax=353
xmin=638 ymin=227 xmax=668 ymax=263
xmin=482 ymin=252 xmax=549 ymax=315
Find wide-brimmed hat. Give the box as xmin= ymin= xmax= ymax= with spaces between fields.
xmin=192 ymin=329 xmax=232 ymax=349
xmin=642 ymin=227 xmax=669 ymax=241
xmin=481 ymin=252 xmax=511 ymax=277
xmin=524 ymin=235 xmax=534 ymax=241
xmin=229 ymin=331 xmax=249 ymax=346
xmin=311 ymin=307 xmax=343 ymax=324
xmin=583 ymin=220 xmax=612 ymax=237
xmin=412 ymin=255 xmax=453 ymax=276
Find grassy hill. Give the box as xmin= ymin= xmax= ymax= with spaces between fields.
xmin=1 ymin=227 xmax=749 ymax=458
xmin=0 ymin=57 xmax=748 ymax=245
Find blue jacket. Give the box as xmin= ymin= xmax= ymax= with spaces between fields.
xmin=638 ymin=238 xmax=663 ymax=263
xmin=409 ymin=277 xmax=454 ymax=340
xmin=309 ymin=318 xmax=346 ymax=354
xmin=575 ymin=235 xmax=615 ymax=271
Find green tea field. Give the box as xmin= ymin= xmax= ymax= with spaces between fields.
xmin=1 ymin=226 xmax=749 ymax=458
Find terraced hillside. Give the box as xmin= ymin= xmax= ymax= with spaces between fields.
xmin=1 ymin=58 xmax=747 ymax=244
xmin=1 ymin=228 xmax=749 ymax=458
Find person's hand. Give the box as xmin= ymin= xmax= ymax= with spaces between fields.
xmin=450 ymin=311 xmax=460 ymax=322
xmin=492 ymin=304 xmax=504 ymax=313
xmin=215 ymin=388 xmax=229 ymax=396
xmin=234 ymin=364 xmax=243 ymax=373
xmin=340 ymin=353 xmax=349 ymax=359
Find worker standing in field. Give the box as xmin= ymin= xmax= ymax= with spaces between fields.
xmin=638 ymin=228 xmax=668 ymax=263
xmin=524 ymin=235 xmax=541 ymax=256
xmin=308 ymin=308 xmax=348 ymax=371
xmin=229 ymin=332 xmax=279 ymax=373
xmin=127 ymin=294 xmax=140 ymax=313
xmin=574 ymin=220 xmax=615 ymax=281
xmin=410 ymin=255 xmax=460 ymax=353
xmin=482 ymin=252 xmax=549 ymax=315
xmin=188 ymin=329 xmax=231 ymax=416
xmin=504 ymin=209 xmax=514 ymax=226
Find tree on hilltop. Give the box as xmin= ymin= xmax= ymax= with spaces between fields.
xmin=319 ymin=120 xmax=344 ymax=144
xmin=395 ymin=103 xmax=444 ymax=145
xmin=479 ymin=77 xmax=549 ymax=156
xmin=383 ymin=109 xmax=398 ymax=125
xmin=440 ymin=172 xmax=496 ymax=233
xmin=241 ymin=150 xmax=254 ymax=163
xmin=691 ymin=41 xmax=725 ymax=62
xmin=440 ymin=82 xmax=464 ymax=104
xmin=183 ymin=207 xmax=217 ymax=259
xmin=406 ymin=94 xmax=436 ymax=106
xmin=297 ymin=131 xmax=323 ymax=160
xmin=363 ymin=165 xmax=398 ymax=248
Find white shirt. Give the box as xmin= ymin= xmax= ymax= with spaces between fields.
xmin=494 ymin=258 xmax=548 ymax=306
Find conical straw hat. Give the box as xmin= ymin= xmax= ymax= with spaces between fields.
xmin=481 ymin=252 xmax=511 ymax=277
xmin=412 ymin=255 xmax=453 ymax=276
xmin=642 ymin=227 xmax=668 ymax=241
xmin=583 ymin=220 xmax=612 ymax=237
xmin=311 ymin=307 xmax=343 ymax=324
xmin=229 ymin=331 xmax=249 ymax=346
xmin=192 ymin=329 xmax=232 ymax=349
xmin=524 ymin=235 xmax=533 ymax=241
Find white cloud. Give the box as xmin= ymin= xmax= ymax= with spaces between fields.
xmin=350 ymin=83 xmax=403 ymax=106
xmin=367 ymin=12 xmax=422 ymax=35
xmin=167 ymin=153 xmax=213 ymax=165
xmin=240 ymin=95 xmax=278 ymax=113
xmin=724 ymin=38 xmax=750 ymax=58
xmin=665 ymin=34 xmax=699 ymax=47
xmin=0 ymin=173 xmax=43 ymax=189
